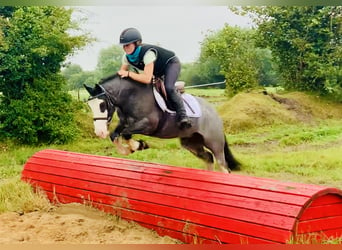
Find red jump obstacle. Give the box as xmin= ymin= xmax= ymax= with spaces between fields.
xmin=22 ymin=149 xmax=342 ymax=244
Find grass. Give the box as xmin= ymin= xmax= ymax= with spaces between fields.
xmin=227 ymin=120 xmax=342 ymax=189
xmin=237 ymin=145 xmax=342 ymax=187
xmin=288 ymin=233 xmax=342 ymax=244
xmin=1 ymin=88 xmax=342 ymax=244
xmin=0 ymin=177 xmax=52 ymax=214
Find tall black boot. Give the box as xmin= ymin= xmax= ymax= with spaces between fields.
xmin=169 ymin=91 xmax=192 ymax=129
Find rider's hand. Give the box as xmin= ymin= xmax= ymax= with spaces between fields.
xmin=118 ymin=70 xmax=129 ymax=78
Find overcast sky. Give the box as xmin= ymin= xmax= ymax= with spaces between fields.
xmin=67 ymin=6 xmax=253 ymax=71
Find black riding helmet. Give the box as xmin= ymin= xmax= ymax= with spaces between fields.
xmin=119 ymin=28 xmax=142 ymax=45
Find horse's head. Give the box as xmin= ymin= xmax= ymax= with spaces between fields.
xmin=84 ymin=83 xmax=116 ymax=139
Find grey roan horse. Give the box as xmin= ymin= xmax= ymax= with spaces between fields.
xmin=85 ymin=74 xmax=239 ymax=173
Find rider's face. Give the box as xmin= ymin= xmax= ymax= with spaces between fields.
xmin=123 ymin=43 xmax=135 ymax=55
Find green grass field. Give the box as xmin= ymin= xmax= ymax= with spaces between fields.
xmin=1 ymin=88 xmax=342 ymax=243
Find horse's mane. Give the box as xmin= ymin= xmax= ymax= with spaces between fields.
xmin=98 ymin=73 xmax=120 ymax=85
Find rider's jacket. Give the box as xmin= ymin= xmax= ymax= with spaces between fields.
xmin=126 ymin=44 xmax=176 ymax=77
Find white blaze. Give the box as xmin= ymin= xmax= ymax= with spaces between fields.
xmin=87 ymin=98 xmax=109 ymax=139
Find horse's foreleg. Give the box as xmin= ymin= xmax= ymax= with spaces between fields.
xmin=111 ymin=119 xmax=150 ymax=153
xmin=110 ymin=122 xmax=126 ymax=142
xmin=110 ymin=118 xmax=151 ymax=154
xmin=109 ymin=121 xmax=132 ymax=155
xmin=113 ymin=137 xmax=148 ymax=155
xmin=113 ymin=137 xmax=132 ymax=155
xmin=128 ymin=138 xmax=140 ymax=151
xmin=120 ymin=118 xmax=152 ymax=135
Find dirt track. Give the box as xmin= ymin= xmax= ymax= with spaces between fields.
xmin=0 ymin=203 xmax=180 ymax=244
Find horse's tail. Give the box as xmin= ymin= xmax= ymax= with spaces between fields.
xmin=224 ymin=136 xmax=241 ymax=171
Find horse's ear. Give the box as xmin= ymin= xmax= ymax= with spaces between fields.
xmin=84 ymin=84 xmax=95 ymax=96
xmin=84 ymin=84 xmax=104 ymax=97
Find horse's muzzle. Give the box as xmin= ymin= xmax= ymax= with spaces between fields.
xmin=94 ymin=120 xmax=109 ymax=139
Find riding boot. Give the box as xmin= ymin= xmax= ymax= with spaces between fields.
xmin=168 ymin=91 xmax=192 ymax=129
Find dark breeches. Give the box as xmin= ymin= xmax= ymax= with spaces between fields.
xmin=163 ymin=57 xmax=183 ymax=111
xmin=164 ymin=57 xmax=181 ymax=92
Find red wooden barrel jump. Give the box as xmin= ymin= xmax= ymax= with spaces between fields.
xmin=21 ymin=149 xmax=342 ymax=244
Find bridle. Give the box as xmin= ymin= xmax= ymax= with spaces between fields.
xmin=87 ymin=85 xmax=116 ymax=124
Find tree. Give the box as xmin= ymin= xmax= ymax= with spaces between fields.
xmin=96 ymin=45 xmax=123 ymax=78
xmin=62 ymin=64 xmax=83 ymax=78
xmin=0 ymin=7 xmax=90 ymax=144
xmin=0 ymin=6 xmax=18 ymax=18
xmin=62 ymin=64 xmax=85 ymax=90
xmin=255 ymin=48 xmax=283 ymax=87
xmin=62 ymin=45 xmax=123 ymax=91
xmin=199 ymin=25 xmax=259 ymax=96
xmin=180 ymin=62 xmax=225 ymax=88
xmin=234 ymin=6 xmax=342 ymax=100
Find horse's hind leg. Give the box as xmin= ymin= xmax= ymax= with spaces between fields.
xmin=180 ymin=134 xmax=215 ymax=171
xmin=202 ymin=135 xmax=230 ymax=173
xmin=204 ymin=144 xmax=230 ymax=173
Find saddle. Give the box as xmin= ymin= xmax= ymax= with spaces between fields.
xmin=152 ymin=78 xmax=201 ymax=118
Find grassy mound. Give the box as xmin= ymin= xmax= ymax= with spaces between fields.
xmin=282 ymin=92 xmax=342 ymax=120
xmin=217 ymin=91 xmax=342 ymax=133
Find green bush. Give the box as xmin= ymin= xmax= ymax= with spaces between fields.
xmin=0 ymin=6 xmax=90 ymax=145
xmin=0 ymin=76 xmax=80 ymax=144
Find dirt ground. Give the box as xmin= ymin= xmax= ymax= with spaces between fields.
xmin=0 ymin=203 xmax=181 ymax=244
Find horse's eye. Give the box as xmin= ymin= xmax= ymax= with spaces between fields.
xmin=99 ymin=102 xmax=107 ymax=113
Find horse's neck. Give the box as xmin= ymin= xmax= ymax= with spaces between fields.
xmin=104 ymin=77 xmax=151 ymax=104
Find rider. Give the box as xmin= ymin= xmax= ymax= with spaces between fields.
xmin=117 ymin=27 xmax=192 ymax=129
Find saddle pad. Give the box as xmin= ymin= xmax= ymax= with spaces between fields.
xmin=153 ymin=87 xmax=201 ymax=118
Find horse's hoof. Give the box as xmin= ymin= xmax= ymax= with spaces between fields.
xmin=138 ymin=140 xmax=149 ymax=150
xmin=113 ymin=138 xmax=132 ymax=155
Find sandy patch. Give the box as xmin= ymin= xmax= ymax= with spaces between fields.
xmin=0 ymin=203 xmax=181 ymax=244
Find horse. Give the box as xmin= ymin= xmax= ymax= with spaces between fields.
xmin=84 ymin=74 xmax=240 ymax=173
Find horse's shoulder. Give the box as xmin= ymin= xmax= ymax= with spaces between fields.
xmin=125 ymin=78 xmax=153 ymax=91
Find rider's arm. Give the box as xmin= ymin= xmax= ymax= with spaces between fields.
xmin=118 ymin=50 xmax=156 ymax=84
xmin=120 ymin=64 xmax=129 ymax=71
xmin=128 ymin=62 xmax=153 ymax=84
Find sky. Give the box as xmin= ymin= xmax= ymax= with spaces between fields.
xmin=67 ymin=6 xmax=253 ymax=71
